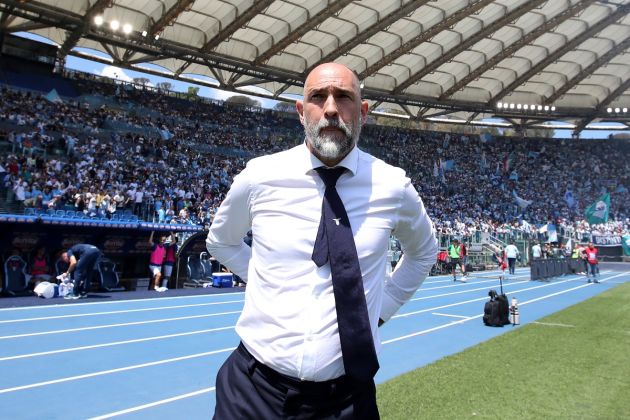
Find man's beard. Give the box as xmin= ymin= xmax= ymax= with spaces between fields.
xmin=304 ymin=115 xmax=361 ymax=162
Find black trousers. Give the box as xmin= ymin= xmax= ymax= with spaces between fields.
xmin=213 ymin=342 xmax=379 ymax=419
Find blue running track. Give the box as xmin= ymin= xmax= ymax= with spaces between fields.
xmin=1 ymin=266 xmax=628 ymax=419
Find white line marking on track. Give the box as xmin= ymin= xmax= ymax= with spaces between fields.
xmin=532 ymin=322 xmax=576 ymax=328
xmin=0 ymin=291 xmax=245 ymax=312
xmin=0 ymin=347 xmax=235 ymax=394
xmin=0 ymin=326 xmax=235 ymax=361
xmin=431 ymin=312 xmax=469 ymax=319
xmin=412 ymin=280 xmax=529 ymax=300
xmin=0 ymin=300 xmax=245 ymax=324
xmin=0 ymin=311 xmax=241 ymax=340
xmin=87 ymin=387 xmax=217 ymax=420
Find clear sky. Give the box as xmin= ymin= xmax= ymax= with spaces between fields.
xmin=11 ymin=32 xmax=630 ymax=140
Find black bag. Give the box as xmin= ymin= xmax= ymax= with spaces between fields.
xmin=483 ymin=277 xmax=510 ymax=327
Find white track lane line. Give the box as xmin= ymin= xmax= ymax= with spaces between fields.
xmin=0 ymin=347 xmax=235 ymax=395
xmin=0 ymin=310 xmax=241 ymax=340
xmin=0 ymin=299 xmax=245 ymax=324
xmin=0 ymin=326 xmax=235 ymax=361
xmin=87 ymin=387 xmax=217 ymax=420
xmin=0 ymin=291 xmax=245 ymax=312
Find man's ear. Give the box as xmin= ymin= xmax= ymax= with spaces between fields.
xmin=360 ymin=100 xmax=368 ymax=125
xmin=296 ymin=100 xmax=305 ymax=126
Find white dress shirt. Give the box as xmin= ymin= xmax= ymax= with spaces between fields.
xmin=505 ymin=244 xmax=520 ymax=259
xmin=206 ymin=143 xmax=437 ymax=381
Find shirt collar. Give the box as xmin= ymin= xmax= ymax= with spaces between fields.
xmin=302 ymin=141 xmax=359 ymax=176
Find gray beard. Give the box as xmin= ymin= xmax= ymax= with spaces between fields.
xmin=304 ymin=116 xmax=361 ymax=162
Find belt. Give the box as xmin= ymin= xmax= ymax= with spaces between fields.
xmin=237 ymin=342 xmax=351 ymax=395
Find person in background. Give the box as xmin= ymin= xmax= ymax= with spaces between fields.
xmin=60 ymin=244 xmax=103 ymax=299
xmin=448 ymin=238 xmax=467 ymax=282
xmin=148 ymin=231 xmax=168 ymax=292
xmin=531 ymin=241 xmax=542 ymax=260
xmin=28 ymin=246 xmax=52 ymax=287
xmin=161 ymin=232 xmax=178 ymax=290
xmin=504 ymin=240 xmax=520 ymax=275
xmin=584 ymin=242 xmax=599 ymax=283
xmin=206 ymin=62 xmax=437 ymax=419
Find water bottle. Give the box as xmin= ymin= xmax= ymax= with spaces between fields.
xmin=510 ymin=297 xmax=520 ymax=325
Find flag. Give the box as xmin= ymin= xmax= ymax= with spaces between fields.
xmin=509 ymin=170 xmax=518 ymax=181
xmin=564 ymin=189 xmax=576 ymax=208
xmin=538 ymin=224 xmax=548 ymax=234
xmin=547 ymin=224 xmax=558 ymax=243
xmin=512 ymin=190 xmax=532 ymax=209
xmin=584 ymin=193 xmax=611 ymax=224
xmin=480 ymin=132 xmax=493 ymax=143
xmin=565 ymin=238 xmax=573 ymax=253
xmin=622 ymin=234 xmax=630 ymax=256
xmin=480 ymin=151 xmax=488 ymax=168
xmin=503 ymin=152 xmax=514 ymax=173
xmin=615 ymin=185 xmax=627 ymax=193
xmin=527 ymin=151 xmax=540 ymax=159
xmin=433 ymin=161 xmax=439 ymax=178
xmin=443 ymin=159 xmax=455 ymax=171
xmin=44 ymin=89 xmax=62 ymax=103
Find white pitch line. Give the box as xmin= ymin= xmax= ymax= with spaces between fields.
xmin=0 ymin=299 xmax=245 ymax=324
xmin=87 ymin=387 xmax=216 ymax=420
xmin=432 ymin=312 xmax=469 ymax=319
xmin=0 ymin=291 xmax=245 ymax=312
xmin=0 ymin=310 xmax=241 ymax=340
xmin=532 ymin=322 xmax=576 ymax=328
xmin=0 ymin=347 xmax=235 ymax=395
xmin=0 ymin=326 xmax=235 ymax=361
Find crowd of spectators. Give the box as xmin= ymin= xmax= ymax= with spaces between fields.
xmin=1 ymin=79 xmax=628 ymax=241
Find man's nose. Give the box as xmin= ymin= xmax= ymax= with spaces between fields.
xmin=323 ymin=95 xmax=338 ymax=118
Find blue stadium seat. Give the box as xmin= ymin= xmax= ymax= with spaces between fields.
xmin=24 ymin=208 xmax=37 ymax=216
xmin=65 ymin=210 xmax=76 ymax=218
xmin=55 ymin=210 xmax=66 ymax=218
xmin=186 ymin=255 xmax=205 ymax=285
xmin=96 ymin=259 xmax=124 ymax=292
xmin=3 ymin=255 xmax=28 ymax=295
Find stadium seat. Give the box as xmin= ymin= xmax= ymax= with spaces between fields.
xmin=65 ymin=210 xmax=76 ymax=218
xmin=3 ymin=255 xmax=28 ymax=295
xmin=185 ymin=255 xmax=209 ymax=287
xmin=96 ymin=258 xmax=124 ymax=292
xmin=55 ymin=210 xmax=65 ymax=218
xmin=54 ymin=258 xmax=69 ymax=277
xmin=200 ymin=252 xmax=220 ymax=279
xmin=24 ymin=208 xmax=37 ymax=216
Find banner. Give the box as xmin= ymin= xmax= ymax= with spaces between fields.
xmin=584 ymin=193 xmax=610 ymax=224
xmin=622 ymin=235 xmax=630 ymax=256
xmin=592 ymin=235 xmax=622 ymax=247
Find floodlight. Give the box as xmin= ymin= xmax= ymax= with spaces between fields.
xmin=537 ymin=105 xmax=543 ymax=111
xmin=497 ymin=102 xmax=503 ymax=109
xmin=141 ymin=30 xmax=147 ymax=37
xmin=154 ymin=34 xmax=160 ymax=40
xmin=523 ymin=104 xmax=529 ymax=110
xmin=623 ymin=108 xmax=628 ymax=113
xmin=509 ymin=103 xmax=515 ymax=109
xmin=94 ymin=15 xmax=103 ymax=26
xmin=122 ymin=23 xmax=132 ymax=34
xmin=544 ymin=105 xmax=549 ymax=111
xmin=607 ymin=107 xmax=613 ymax=113
xmin=615 ymin=107 xmax=620 ymax=113
xmin=551 ymin=106 xmax=556 ymax=111
xmin=517 ymin=104 xmax=522 ymax=110
xmin=110 ymin=20 xmax=120 ymax=31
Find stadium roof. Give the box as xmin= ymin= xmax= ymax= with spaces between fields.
xmin=1 ymin=0 xmax=629 ymax=133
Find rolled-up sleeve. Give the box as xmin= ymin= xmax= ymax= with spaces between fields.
xmin=380 ymin=179 xmax=438 ymax=321
xmin=206 ymin=167 xmax=253 ymax=281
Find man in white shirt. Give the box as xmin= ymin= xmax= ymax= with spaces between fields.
xmin=531 ymin=242 xmax=542 ymax=260
xmin=206 ymin=62 xmax=437 ymax=419
xmin=505 ymin=241 xmax=520 ymax=275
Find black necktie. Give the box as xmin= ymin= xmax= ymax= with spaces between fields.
xmin=312 ymin=167 xmax=379 ymax=383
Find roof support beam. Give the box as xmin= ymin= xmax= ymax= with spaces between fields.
xmin=358 ymin=0 xmax=495 ymax=80
xmin=201 ymin=0 xmax=274 ymax=53
xmin=545 ymin=37 xmax=630 ymax=104
xmin=57 ymin=0 xmax=112 ymax=61
xmin=440 ymin=0 xmax=595 ymax=100
xmin=393 ymin=0 xmax=547 ymax=94
xmin=490 ymin=4 xmax=629 ymax=104
xmin=575 ymin=76 xmax=630 ymax=133
xmin=253 ymin=0 xmax=354 ymax=66
xmin=122 ymin=0 xmax=195 ymax=63
xmin=309 ymin=0 xmax=433 ymax=73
